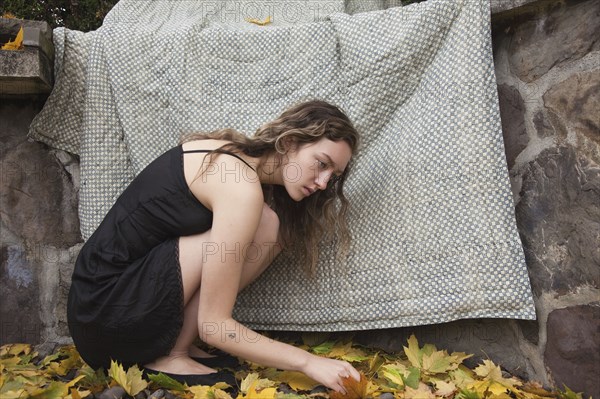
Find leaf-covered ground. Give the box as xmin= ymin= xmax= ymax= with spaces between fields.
xmin=0 ymin=335 xmax=585 ymax=399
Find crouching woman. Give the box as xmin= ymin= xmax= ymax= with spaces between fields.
xmin=67 ymin=100 xmax=361 ymax=393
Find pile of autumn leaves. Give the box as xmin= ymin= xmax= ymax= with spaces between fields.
xmin=0 ymin=335 xmax=584 ymax=399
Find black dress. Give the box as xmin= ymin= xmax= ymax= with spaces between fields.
xmin=67 ymin=144 xmax=254 ymax=369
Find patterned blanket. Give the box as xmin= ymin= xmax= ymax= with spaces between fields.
xmin=29 ymin=0 xmax=536 ymax=330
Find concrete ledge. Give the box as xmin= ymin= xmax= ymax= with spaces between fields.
xmin=0 ymin=18 xmax=53 ymax=96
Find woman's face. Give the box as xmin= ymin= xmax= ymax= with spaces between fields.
xmin=282 ymin=138 xmax=353 ymax=201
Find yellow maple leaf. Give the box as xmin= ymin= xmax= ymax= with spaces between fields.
xmin=433 ymin=380 xmax=457 ymax=397
xmin=421 ymin=350 xmax=453 ymax=374
xmin=240 ymin=372 xmax=276 ymax=394
xmin=0 ymin=343 xmax=31 ymax=357
xmin=189 ymin=385 xmax=233 ymax=399
xmin=450 ymin=366 xmax=475 ymax=389
xmin=245 ymin=16 xmax=271 ymax=26
xmin=245 ymin=386 xmax=277 ymax=399
xmin=108 ymin=360 xmax=148 ymax=396
xmin=474 ymin=360 xmax=522 ymax=388
xmin=277 ymin=371 xmax=319 ymax=391
xmin=403 ymin=335 xmax=422 ymax=368
xmin=404 ymin=382 xmax=435 ymax=399
xmin=47 ymin=346 xmax=83 ymax=376
xmin=328 ymin=342 xmax=370 ymax=362
xmin=1 ymin=26 xmax=24 ymax=51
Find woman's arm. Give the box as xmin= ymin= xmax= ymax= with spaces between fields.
xmin=191 ymin=160 xmax=359 ymax=393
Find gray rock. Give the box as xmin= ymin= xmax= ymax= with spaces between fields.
xmin=33 ymin=341 xmax=59 ymax=359
xmin=378 ymin=393 xmax=395 ymax=399
xmin=545 ymin=305 xmax=600 ymax=399
xmin=97 ymin=386 xmax=127 ymax=399
xmin=147 ymin=389 xmax=165 ymax=399
xmin=543 ymin=69 xmax=600 ymax=147
xmin=516 ymin=145 xmax=600 ymax=295
xmin=506 ymin=0 xmax=600 ymax=82
xmin=497 ymin=84 xmax=529 ymax=169
xmin=134 ymin=389 xmax=148 ymax=399
xmin=163 ymin=391 xmax=177 ymax=399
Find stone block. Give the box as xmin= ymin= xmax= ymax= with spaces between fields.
xmin=543 ymin=69 xmax=600 ymax=146
xmin=516 ymin=145 xmax=600 ymax=295
xmin=0 ymin=140 xmax=81 ymax=247
xmin=0 ymin=240 xmax=43 ymax=344
xmin=545 ymin=305 xmax=600 ymax=398
xmin=0 ymin=18 xmax=54 ymax=95
xmin=504 ymin=0 xmax=599 ymax=82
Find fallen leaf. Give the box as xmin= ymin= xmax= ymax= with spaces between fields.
xmin=1 ymin=26 xmax=24 ymax=51
xmin=0 ymin=343 xmax=31 ymax=357
xmin=108 ymin=360 xmax=147 ymax=396
xmin=473 ymin=360 xmax=521 ymax=388
xmin=189 ymin=384 xmax=233 ymax=399
xmin=403 ymin=335 xmax=422 ymax=369
xmin=433 ymin=380 xmax=457 ymax=397
xmin=311 ymin=341 xmax=335 ymax=355
xmin=367 ymin=352 xmax=385 ymax=376
xmin=328 ymin=342 xmax=369 ymax=363
xmin=245 ymin=16 xmax=272 ymax=26
xmin=380 ymin=364 xmax=406 ymax=388
xmin=521 ymin=381 xmax=556 ymax=397
xmin=450 ymin=366 xmax=475 ymax=389
xmin=330 ymin=373 xmax=368 ymax=399
xmin=422 ymin=350 xmax=453 ymax=374
xmin=276 ymin=371 xmax=319 ymax=391
xmin=402 ymin=367 xmax=421 ymax=390
xmin=147 ymin=372 xmax=187 ymax=391
xmin=404 ymin=382 xmax=435 ymax=399
xmin=246 ymin=386 xmax=277 ymax=398
xmin=557 ymin=385 xmax=584 ymax=399
xmin=77 ymin=364 xmax=111 ymax=393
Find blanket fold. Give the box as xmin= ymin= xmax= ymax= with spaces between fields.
xmin=29 ymin=0 xmax=536 ymax=330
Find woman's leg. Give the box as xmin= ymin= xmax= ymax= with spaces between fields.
xmin=145 ymin=204 xmax=281 ymax=374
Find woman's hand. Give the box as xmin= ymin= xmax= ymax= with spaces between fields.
xmin=300 ymin=353 xmax=361 ymax=393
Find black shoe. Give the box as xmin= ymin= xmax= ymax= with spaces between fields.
xmin=143 ymin=367 xmax=238 ymax=392
xmin=191 ymin=352 xmax=240 ymax=369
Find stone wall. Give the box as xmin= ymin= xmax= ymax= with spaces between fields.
xmin=491 ymin=0 xmax=599 ymax=395
xmin=1 ymin=0 xmax=598 ymax=397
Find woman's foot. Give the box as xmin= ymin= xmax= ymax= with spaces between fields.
xmin=144 ymin=352 xmax=216 ymax=375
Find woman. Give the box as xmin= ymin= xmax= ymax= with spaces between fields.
xmin=67 ymin=100 xmax=361 ymax=393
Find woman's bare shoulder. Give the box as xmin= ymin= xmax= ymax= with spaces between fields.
xmin=182 ymin=139 xmax=262 ymax=211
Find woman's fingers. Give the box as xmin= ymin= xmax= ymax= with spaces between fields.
xmin=349 ymin=365 xmax=361 ymax=381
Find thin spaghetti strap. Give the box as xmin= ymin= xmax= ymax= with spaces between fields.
xmin=182 ymin=150 xmax=211 ymax=154
xmin=182 ymin=148 xmax=255 ymax=172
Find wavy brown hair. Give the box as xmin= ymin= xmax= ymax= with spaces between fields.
xmin=179 ymin=100 xmax=359 ymax=275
